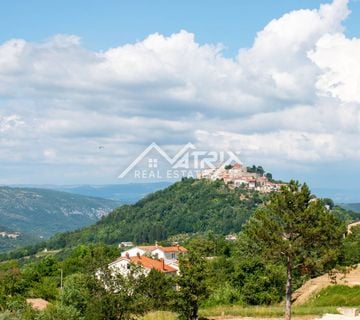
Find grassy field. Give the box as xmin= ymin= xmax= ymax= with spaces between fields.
xmin=305 ymin=285 xmax=360 ymax=307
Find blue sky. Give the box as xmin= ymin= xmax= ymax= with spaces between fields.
xmin=1 ymin=0 xmax=360 ymax=202
xmin=1 ymin=0 xmax=360 ymax=55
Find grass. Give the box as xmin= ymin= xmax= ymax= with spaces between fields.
xmin=199 ymin=305 xmax=339 ymax=318
xmin=305 ymin=285 xmax=360 ymax=307
xmin=141 ymin=311 xmax=177 ymax=320
xmin=141 ymin=305 xmax=340 ymax=319
xmin=140 ymin=287 xmax=360 ymax=320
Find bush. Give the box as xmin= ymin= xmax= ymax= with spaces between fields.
xmin=233 ymin=258 xmax=286 ymax=305
xmin=204 ymin=283 xmax=242 ymax=306
xmin=38 ymin=304 xmax=81 ymax=320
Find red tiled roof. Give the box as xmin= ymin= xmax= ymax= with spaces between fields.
xmin=137 ymin=245 xmax=188 ymax=253
xmin=158 ymin=246 xmax=188 ymax=253
xmin=130 ymin=256 xmax=177 ymax=273
xmin=138 ymin=245 xmax=158 ymax=251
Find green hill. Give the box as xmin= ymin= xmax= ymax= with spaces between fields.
xmin=0 ymin=186 xmax=121 ymax=251
xmin=46 ymin=178 xmax=264 ymax=249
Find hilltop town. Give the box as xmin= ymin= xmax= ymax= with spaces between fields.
xmin=197 ymin=163 xmax=284 ymax=193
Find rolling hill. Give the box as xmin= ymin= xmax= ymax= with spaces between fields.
xmin=0 ymin=186 xmax=121 ymax=251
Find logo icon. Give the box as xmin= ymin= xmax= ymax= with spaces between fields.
xmin=118 ymin=142 xmax=241 ymax=180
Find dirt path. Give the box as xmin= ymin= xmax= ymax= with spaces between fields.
xmin=293 ymin=265 xmax=360 ymax=305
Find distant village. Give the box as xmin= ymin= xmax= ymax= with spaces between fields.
xmin=0 ymin=231 xmax=20 ymax=239
xmin=197 ymin=163 xmax=284 ymax=193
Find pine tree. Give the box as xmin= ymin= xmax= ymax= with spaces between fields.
xmin=240 ymin=181 xmax=345 ymax=320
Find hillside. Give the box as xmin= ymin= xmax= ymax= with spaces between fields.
xmin=0 ymin=186 xmax=120 ymax=249
xmin=340 ymin=203 xmax=360 ymax=214
xmin=46 ymin=178 xmax=264 ymax=249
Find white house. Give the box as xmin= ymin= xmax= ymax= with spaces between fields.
xmin=120 ymin=245 xmax=157 ymax=258
xmin=151 ymin=245 xmax=188 ymax=263
xmin=225 ymin=234 xmax=237 ymax=241
xmin=120 ymin=244 xmax=187 ymax=263
xmin=118 ymin=241 xmax=134 ymax=249
xmin=109 ymin=254 xmax=177 ymax=277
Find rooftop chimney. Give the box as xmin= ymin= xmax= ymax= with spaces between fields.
xmin=160 ymin=258 xmax=165 ymax=270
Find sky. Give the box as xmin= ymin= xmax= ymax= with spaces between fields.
xmin=1 ymin=0 xmax=360 ymax=201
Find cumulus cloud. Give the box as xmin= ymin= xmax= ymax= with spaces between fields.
xmin=309 ymin=33 xmax=360 ymax=103
xmin=0 ymin=0 xmax=359 ymax=184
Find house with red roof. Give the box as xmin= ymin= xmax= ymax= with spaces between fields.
xmin=120 ymin=244 xmax=187 ymax=264
xmin=109 ymin=254 xmax=177 ymax=277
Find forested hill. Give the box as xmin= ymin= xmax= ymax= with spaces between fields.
xmin=46 ymin=178 xmax=264 ymax=249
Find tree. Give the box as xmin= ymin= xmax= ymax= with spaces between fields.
xmin=232 ymin=256 xmax=286 ymax=305
xmin=87 ymin=268 xmax=148 ymax=320
xmin=265 ymin=172 xmax=273 ymax=181
xmin=342 ymin=226 xmax=360 ymax=265
xmin=256 ymin=166 xmax=265 ymax=176
xmin=138 ymin=269 xmax=175 ymax=310
xmin=61 ymin=273 xmax=91 ymax=316
xmin=322 ymin=198 xmax=335 ymax=210
xmin=175 ymin=251 xmax=208 ymax=320
xmin=240 ymin=181 xmax=345 ymax=320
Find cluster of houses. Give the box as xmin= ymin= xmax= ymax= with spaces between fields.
xmin=0 ymin=231 xmax=20 ymax=239
xmin=197 ymin=163 xmax=282 ymax=193
xmin=108 ymin=243 xmax=188 ymax=277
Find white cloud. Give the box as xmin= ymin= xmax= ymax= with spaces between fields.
xmin=0 ymin=0 xmax=359 ymax=185
xmin=309 ymin=33 xmax=360 ymax=103
xmin=43 ymin=148 xmax=57 ymax=160
xmin=237 ymin=0 xmax=349 ymax=105
xmin=0 ymin=115 xmax=24 ymax=132
xmin=195 ymin=129 xmax=360 ymax=163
